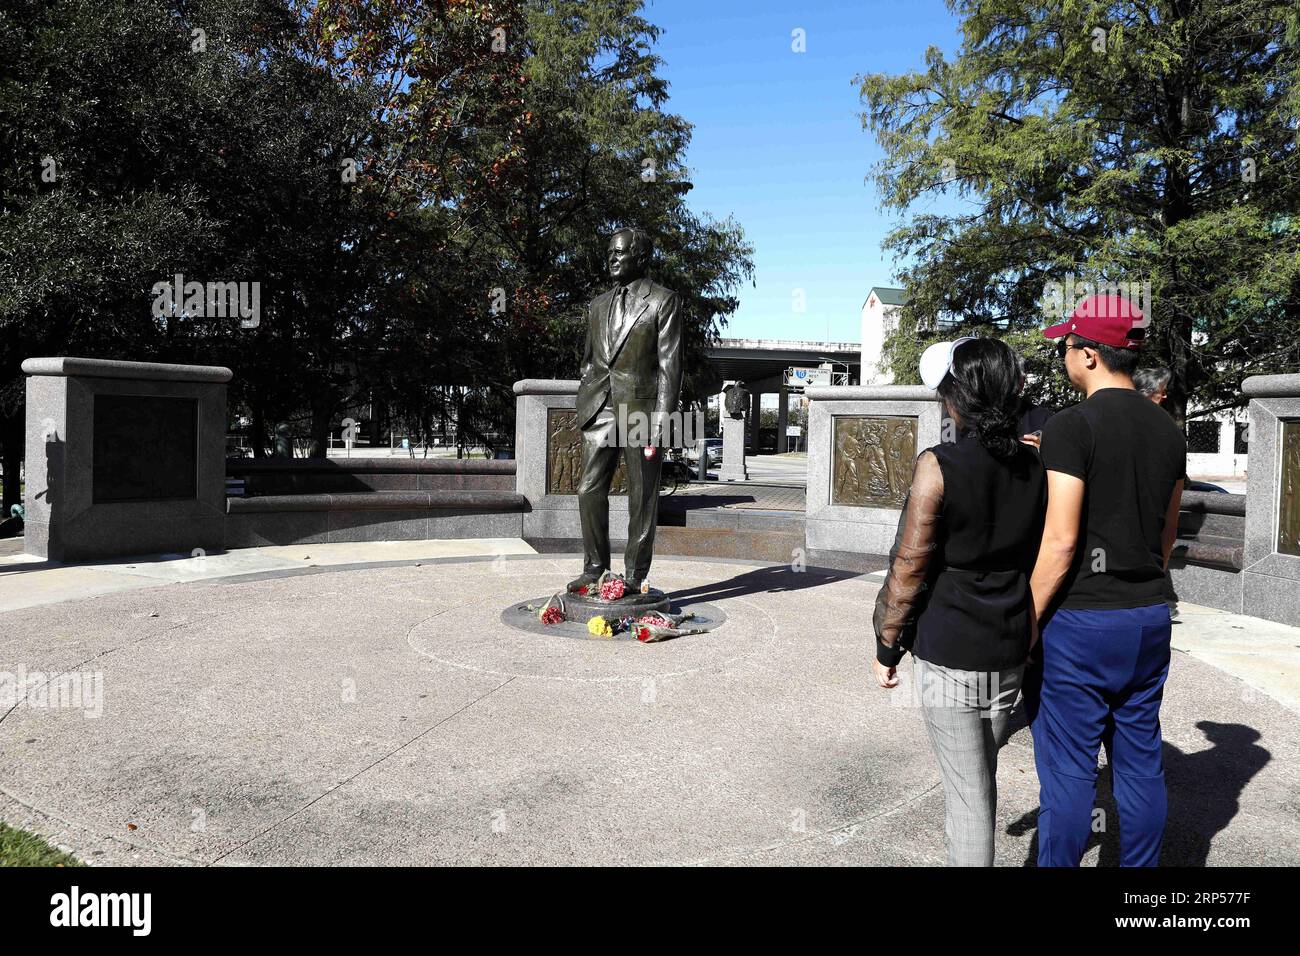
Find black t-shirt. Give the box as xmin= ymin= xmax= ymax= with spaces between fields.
xmin=1039 ymin=388 xmax=1187 ymax=610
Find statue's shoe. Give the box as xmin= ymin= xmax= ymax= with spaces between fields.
xmin=566 ymin=571 xmax=602 ymax=593
xmin=624 ymin=577 xmax=646 ymax=595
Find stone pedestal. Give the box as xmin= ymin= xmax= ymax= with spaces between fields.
xmin=552 ymin=587 xmax=670 ymax=623
xmin=1241 ymin=373 xmax=1300 ymax=626
xmin=747 ymin=388 xmax=761 ymax=453
xmin=23 ymin=356 xmax=231 ymax=561
xmin=513 ymin=379 xmax=630 ymax=543
xmin=776 ymin=386 xmax=789 ymax=450
xmin=719 ymin=414 xmax=748 ymax=481
xmin=804 ymin=385 xmax=942 ymax=558
xmin=500 ymin=592 xmax=728 ymax=641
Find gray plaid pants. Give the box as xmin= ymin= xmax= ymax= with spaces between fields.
xmin=914 ymin=657 xmax=1025 ymax=866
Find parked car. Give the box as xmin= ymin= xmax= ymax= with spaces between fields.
xmin=684 ymin=438 xmax=723 ymax=468
xmin=1186 ymin=480 xmax=1229 ymax=494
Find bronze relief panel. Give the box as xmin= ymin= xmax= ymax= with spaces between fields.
xmin=831 ymin=415 xmax=917 ymax=509
xmin=546 ymin=408 xmax=628 ymax=496
xmin=1279 ymin=420 xmax=1300 ymax=557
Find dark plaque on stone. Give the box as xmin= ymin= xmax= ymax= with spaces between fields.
xmin=93 ymin=395 xmax=198 ymax=503
xmin=831 ymin=415 xmax=917 ymax=509
xmin=545 ymin=407 xmax=627 ymax=496
xmin=1279 ymin=420 xmax=1300 ymax=557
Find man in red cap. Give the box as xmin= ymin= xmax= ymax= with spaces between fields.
xmin=1025 ymin=292 xmax=1187 ymax=867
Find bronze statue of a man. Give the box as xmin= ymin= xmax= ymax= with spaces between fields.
xmin=567 ymin=227 xmax=682 ymax=594
xmin=723 ymin=381 xmax=749 ymax=419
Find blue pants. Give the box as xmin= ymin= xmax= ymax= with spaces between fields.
xmin=1024 ymin=604 xmax=1171 ymax=867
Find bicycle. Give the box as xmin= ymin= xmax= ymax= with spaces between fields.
xmin=658 ymin=451 xmax=693 ymax=496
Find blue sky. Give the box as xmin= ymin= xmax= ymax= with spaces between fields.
xmin=643 ymin=0 xmax=962 ymax=343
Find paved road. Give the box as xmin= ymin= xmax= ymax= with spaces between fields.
xmin=738 ymin=455 xmax=807 ymax=486
xmin=689 ymin=453 xmax=806 ymax=488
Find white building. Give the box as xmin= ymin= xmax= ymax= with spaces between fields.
xmin=1185 ymin=413 xmax=1249 ymax=481
xmin=859 ymin=286 xmax=907 ymax=385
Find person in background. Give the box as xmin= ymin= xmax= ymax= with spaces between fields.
xmin=873 ymin=337 xmax=1046 ymax=866
xmin=1027 ymin=294 xmax=1186 ymax=867
xmin=1014 ymin=351 xmax=1056 ymax=450
xmin=1133 ymin=366 xmax=1180 ymax=619
xmin=1133 ymin=367 xmax=1172 ymax=407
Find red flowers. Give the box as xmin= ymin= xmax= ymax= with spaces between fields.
xmin=599 ymin=577 xmax=627 ymax=601
xmin=537 ymin=595 xmax=564 ymax=625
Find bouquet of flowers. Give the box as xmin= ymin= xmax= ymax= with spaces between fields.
xmin=632 ymin=611 xmax=699 ymax=643
xmin=598 ymin=576 xmax=627 ymax=601
xmin=587 ymin=616 xmax=614 ymax=637
xmin=537 ymin=594 xmax=565 ymax=625
xmin=573 ymin=572 xmax=652 ymax=598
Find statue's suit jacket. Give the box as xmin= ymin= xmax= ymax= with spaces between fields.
xmin=575 ymin=277 xmax=683 ymax=443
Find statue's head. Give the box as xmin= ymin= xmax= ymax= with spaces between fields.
xmin=607 ymin=227 xmax=652 ymax=284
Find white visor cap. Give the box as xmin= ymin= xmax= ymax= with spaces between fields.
xmin=919 ymin=336 xmax=977 ymax=390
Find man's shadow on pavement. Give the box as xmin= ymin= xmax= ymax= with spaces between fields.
xmin=670 ymin=564 xmax=863 ymax=608
xmin=1005 ymin=718 xmax=1270 ymax=866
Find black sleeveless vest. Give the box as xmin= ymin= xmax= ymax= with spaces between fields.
xmin=914 ymin=435 xmax=1047 ymax=671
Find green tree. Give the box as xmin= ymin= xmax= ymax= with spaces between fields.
xmin=314 ymin=0 xmax=753 ymax=452
xmin=0 ymin=0 xmax=227 ymax=509
xmin=858 ymin=0 xmax=1300 ymax=422
xmin=1 ymin=0 xmax=752 ymax=507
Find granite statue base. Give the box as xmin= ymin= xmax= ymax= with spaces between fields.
xmin=557 ymin=587 xmax=671 ymax=622
xmin=501 ymin=590 xmax=727 ymax=641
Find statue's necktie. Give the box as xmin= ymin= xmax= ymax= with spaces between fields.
xmin=607 ymin=285 xmax=628 ymax=356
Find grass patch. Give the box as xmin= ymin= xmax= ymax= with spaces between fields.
xmin=0 ymin=821 xmax=83 ymax=867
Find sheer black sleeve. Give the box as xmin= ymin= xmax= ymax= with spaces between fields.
xmin=872 ymin=450 xmax=944 ymax=666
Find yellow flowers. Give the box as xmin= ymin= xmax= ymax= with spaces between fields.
xmin=586 ymin=616 xmax=613 ymax=638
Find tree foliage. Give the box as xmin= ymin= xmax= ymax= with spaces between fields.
xmin=859 ymin=0 xmax=1300 ymax=422
xmin=308 ymin=0 xmax=752 ymax=446
xmin=0 ymin=0 xmax=752 ymax=508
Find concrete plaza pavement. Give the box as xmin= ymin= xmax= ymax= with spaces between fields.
xmin=0 ymin=541 xmax=1297 ymax=866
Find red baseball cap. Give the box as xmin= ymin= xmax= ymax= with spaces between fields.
xmin=1042 ymin=293 xmax=1147 ymax=349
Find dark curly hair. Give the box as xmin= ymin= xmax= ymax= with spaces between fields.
xmin=935 ymin=338 xmax=1022 ymax=460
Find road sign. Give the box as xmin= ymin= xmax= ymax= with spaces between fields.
xmin=786 ymin=367 xmax=831 ymax=390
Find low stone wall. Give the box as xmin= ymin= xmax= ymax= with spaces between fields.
xmin=1170 ymin=375 xmax=1300 ymax=624
xmin=227 ymin=457 xmax=515 ymax=496
xmin=1169 ymin=491 xmax=1245 ymax=612
xmin=27 ymin=356 xmax=1292 ymax=615
xmin=225 ymin=490 xmax=526 ymax=547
